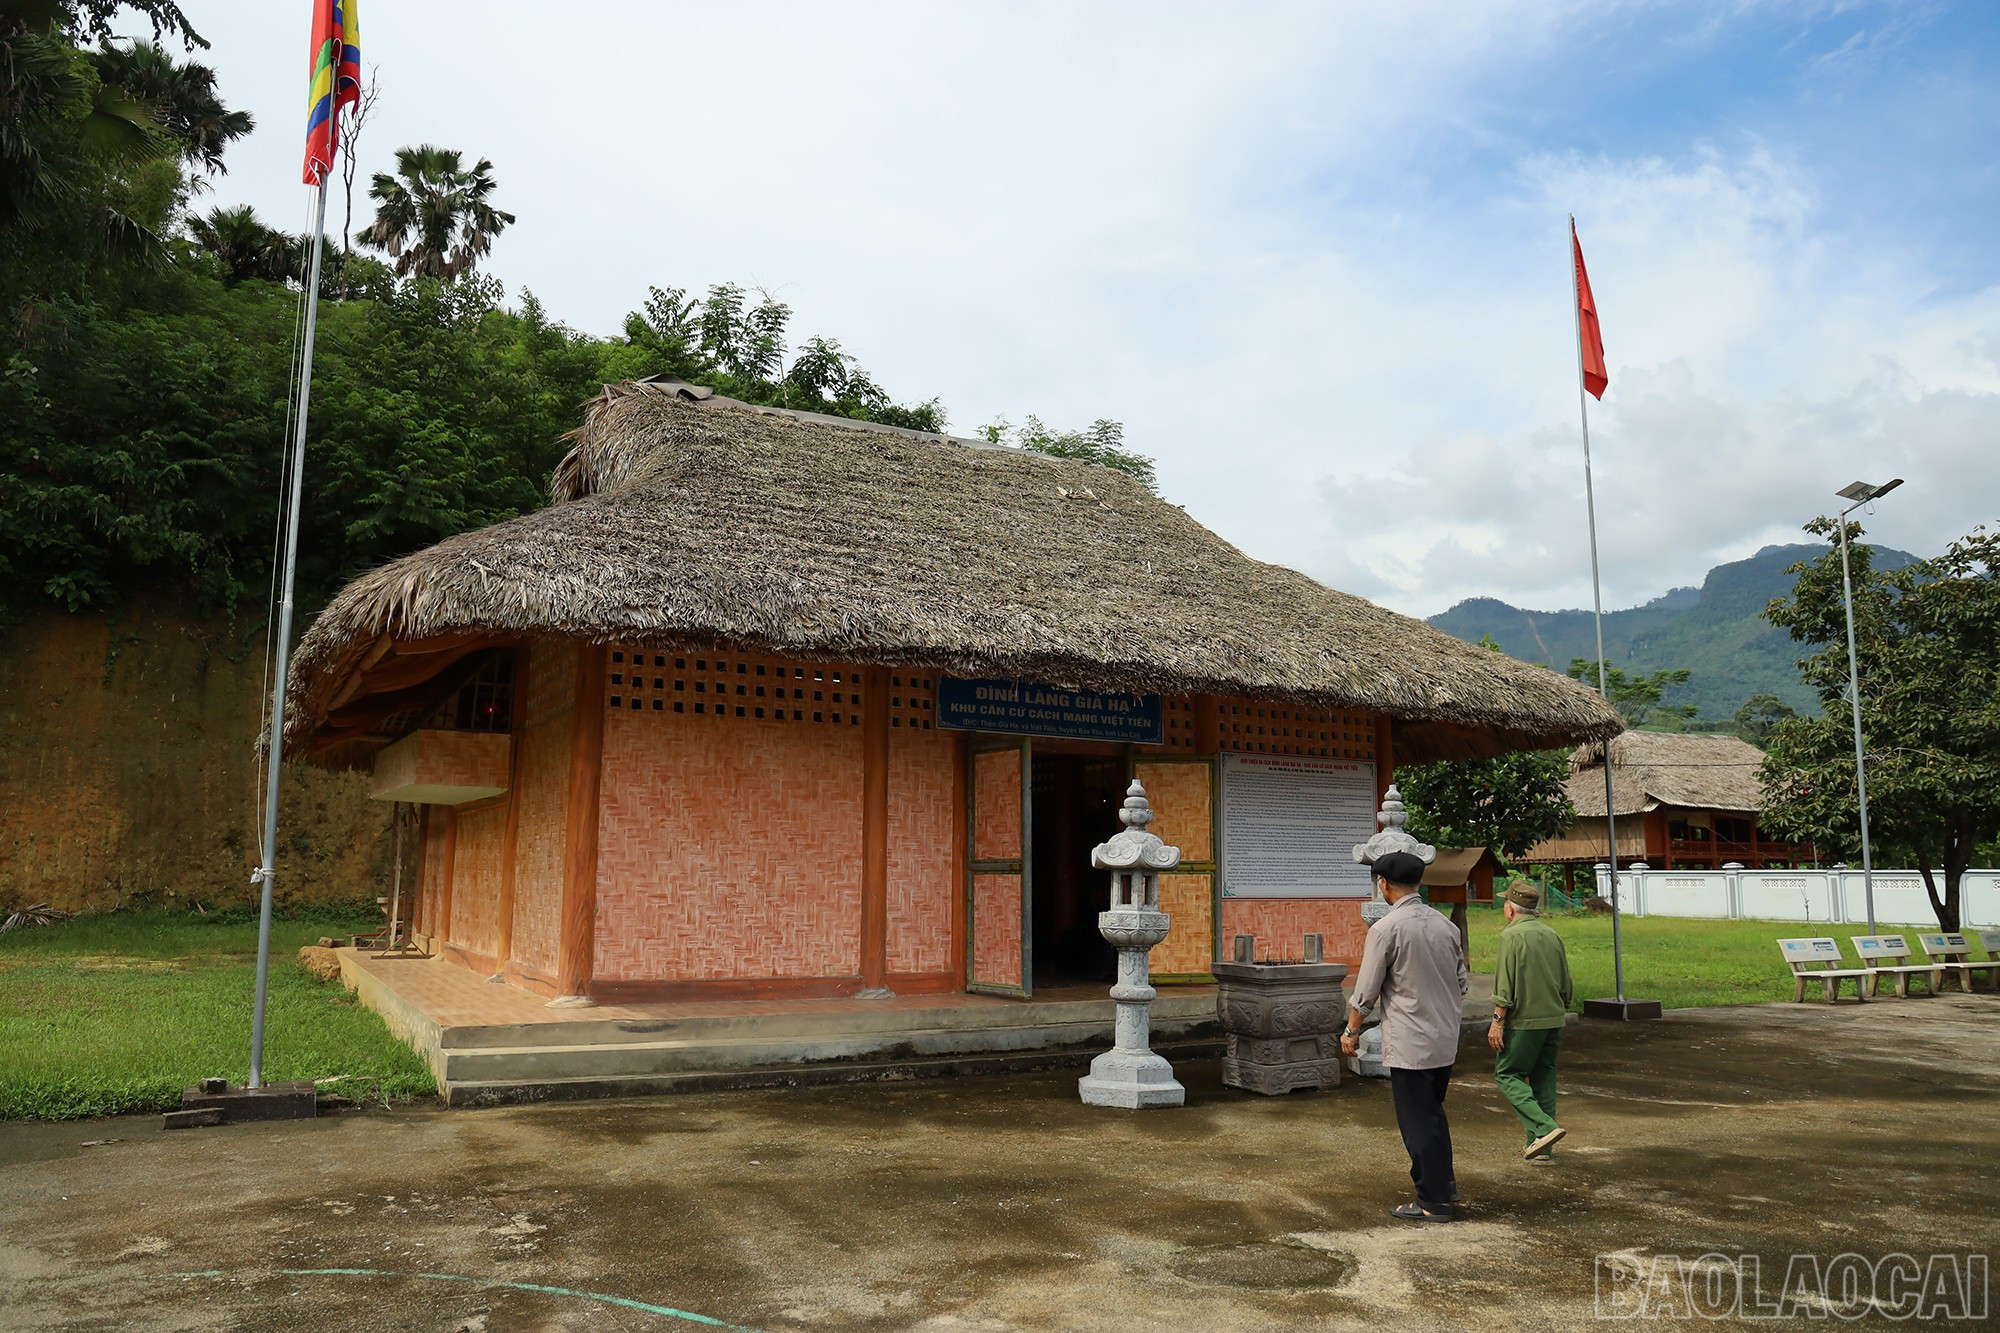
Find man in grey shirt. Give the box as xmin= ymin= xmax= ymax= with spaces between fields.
xmin=1340 ymin=851 xmax=1470 ymax=1221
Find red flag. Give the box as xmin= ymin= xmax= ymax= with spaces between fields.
xmin=1572 ymin=221 xmax=1608 ymax=400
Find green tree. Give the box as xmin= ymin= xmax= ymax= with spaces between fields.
xmin=980 ymin=415 xmax=1157 ymax=492
xmin=88 ymin=38 xmax=251 ymax=178
xmin=695 ymin=282 xmax=788 ymax=381
xmin=358 ymin=145 xmax=515 ymax=280
xmin=1401 ymin=641 xmax=1575 ymax=861
xmin=183 ymin=204 xmax=296 ymax=283
xmin=616 ymin=284 xmax=706 ymax=379
xmin=1566 ymin=659 xmax=1697 ymax=730
xmin=1399 ymin=748 xmax=1575 ymax=862
xmin=600 ymin=281 xmax=947 ymax=433
xmin=1758 ymin=521 xmax=2000 ymax=929
xmin=0 ymin=10 xmax=174 ymax=306
xmin=0 ymin=263 xmax=617 ymax=627
xmin=1732 ymin=692 xmax=1796 ymax=748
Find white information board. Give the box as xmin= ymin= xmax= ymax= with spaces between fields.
xmin=1219 ymin=754 xmax=1377 ymax=899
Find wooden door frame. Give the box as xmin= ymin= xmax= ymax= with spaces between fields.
xmin=965 ymin=733 xmax=1033 ymax=997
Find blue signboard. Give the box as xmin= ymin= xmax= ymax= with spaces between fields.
xmin=937 ymin=677 xmax=1165 ymax=745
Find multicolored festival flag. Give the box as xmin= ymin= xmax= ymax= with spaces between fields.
xmin=302 ymin=0 xmax=362 ymax=186
xmin=1571 ymin=220 xmax=1608 ymax=400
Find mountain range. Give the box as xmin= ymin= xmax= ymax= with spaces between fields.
xmin=1426 ymin=543 xmax=1921 ymax=723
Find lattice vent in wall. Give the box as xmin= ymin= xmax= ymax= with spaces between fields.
xmin=605 ymin=650 xmax=864 ymax=726
xmin=1157 ymin=697 xmax=1199 ymax=752
xmin=1216 ymin=704 xmax=1374 ymax=759
xmin=887 ymin=672 xmax=936 ymax=731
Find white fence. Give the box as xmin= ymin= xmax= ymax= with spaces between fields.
xmin=1591 ymin=865 xmax=2000 ymax=929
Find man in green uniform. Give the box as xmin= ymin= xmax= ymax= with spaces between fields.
xmin=1487 ymin=880 xmax=1573 ymax=1162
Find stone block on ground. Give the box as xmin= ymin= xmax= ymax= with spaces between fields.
xmin=161 ymin=1107 xmax=224 ymax=1130
xmin=178 ymin=1081 xmax=317 ymax=1124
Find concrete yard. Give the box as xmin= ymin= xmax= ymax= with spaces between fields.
xmin=4 ymin=995 xmax=1997 ymax=1331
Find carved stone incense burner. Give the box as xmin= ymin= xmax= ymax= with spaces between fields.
xmin=1214 ymin=933 xmax=1348 ymax=1095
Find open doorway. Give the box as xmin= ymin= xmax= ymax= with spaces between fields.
xmin=1030 ymin=752 xmax=1126 ymax=987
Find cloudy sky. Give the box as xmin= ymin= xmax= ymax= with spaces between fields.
xmin=156 ymin=0 xmax=1999 ymax=618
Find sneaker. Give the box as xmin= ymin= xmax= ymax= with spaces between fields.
xmin=1525 ymin=1127 xmax=1566 ymax=1160
xmin=1526 ymin=1154 xmax=1555 ymax=1166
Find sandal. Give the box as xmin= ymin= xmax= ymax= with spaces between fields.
xmin=1389 ymin=1201 xmax=1452 ymax=1222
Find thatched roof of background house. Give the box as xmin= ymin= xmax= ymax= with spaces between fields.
xmin=287 ymin=380 xmax=1623 ymax=766
xmin=1566 ymin=731 xmax=1771 ymax=817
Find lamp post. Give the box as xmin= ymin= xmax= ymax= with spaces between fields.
xmin=1833 ymin=477 xmax=1903 ymax=933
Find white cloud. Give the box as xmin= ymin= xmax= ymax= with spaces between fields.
xmin=159 ymin=1 xmax=2000 ymax=620
xmin=1303 ymin=142 xmax=2000 ymax=614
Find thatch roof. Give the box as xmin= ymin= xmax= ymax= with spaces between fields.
xmin=1566 ymin=731 xmax=1771 ymax=817
xmin=287 ymin=380 xmax=1623 ymax=766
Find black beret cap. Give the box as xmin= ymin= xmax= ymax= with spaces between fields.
xmin=1372 ymin=851 xmax=1427 ymax=888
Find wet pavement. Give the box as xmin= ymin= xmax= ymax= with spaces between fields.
xmin=3 ymin=995 xmax=1997 ymax=1330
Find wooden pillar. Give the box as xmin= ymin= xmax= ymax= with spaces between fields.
xmin=1373 ymin=712 xmax=1395 ymax=804
xmin=1193 ymin=694 xmax=1222 ymax=754
xmin=950 ymin=730 xmax=968 ymax=985
xmin=437 ymin=806 xmax=459 ymax=947
xmin=493 ymin=645 xmax=530 ymax=975
xmin=859 ymin=666 xmax=891 ymax=993
xmin=553 ymin=641 xmax=607 ymax=1004
xmin=410 ymin=805 xmax=431 ymax=939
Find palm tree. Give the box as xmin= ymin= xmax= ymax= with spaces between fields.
xmin=357 ymin=145 xmax=515 ymax=280
xmin=185 ymin=205 xmax=297 ymax=283
xmin=89 ymin=39 xmax=253 ymax=177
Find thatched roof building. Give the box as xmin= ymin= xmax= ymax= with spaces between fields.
xmin=1566 ymin=731 xmax=1770 ymax=818
xmin=287 ymin=380 xmax=1620 ymax=767
xmin=290 ymin=379 xmax=1628 ymax=1033
xmin=1526 ymin=731 xmax=1814 ymax=870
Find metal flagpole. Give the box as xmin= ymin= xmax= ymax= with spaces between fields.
xmin=249 ymin=178 xmax=331 ymax=1088
xmin=1570 ymin=214 xmax=1626 ymax=1002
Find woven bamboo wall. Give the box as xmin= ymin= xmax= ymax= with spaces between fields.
xmin=449 ymin=803 xmax=507 ymax=959
xmin=590 ymin=650 xmax=867 ymax=983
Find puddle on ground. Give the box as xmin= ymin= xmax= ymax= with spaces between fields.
xmin=1168 ymin=1239 xmax=1356 ymax=1291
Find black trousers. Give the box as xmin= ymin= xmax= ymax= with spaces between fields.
xmin=1389 ymin=1063 xmax=1456 ymax=1212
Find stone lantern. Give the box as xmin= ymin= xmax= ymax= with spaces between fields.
xmin=1078 ymin=780 xmax=1186 ymax=1109
xmin=1351 ymin=783 xmax=1436 ymax=924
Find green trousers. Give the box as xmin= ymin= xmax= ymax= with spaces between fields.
xmin=1494 ymin=1026 xmax=1564 ymax=1149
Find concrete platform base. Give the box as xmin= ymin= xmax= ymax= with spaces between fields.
xmin=1583 ymin=996 xmax=1665 ymax=1021
xmin=339 ymin=951 xmax=1222 ymax=1106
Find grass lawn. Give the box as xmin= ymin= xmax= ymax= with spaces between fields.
xmin=0 ymin=907 xmax=436 ymax=1121
xmin=1466 ymin=905 xmax=1852 ymax=1009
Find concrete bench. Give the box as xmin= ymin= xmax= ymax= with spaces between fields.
xmin=1778 ymin=937 xmax=1871 ymax=1004
xmin=1973 ymin=930 xmax=2000 ymax=971
xmin=1849 ymin=935 xmax=1940 ymax=999
xmin=1915 ymin=933 xmax=2000 ymax=994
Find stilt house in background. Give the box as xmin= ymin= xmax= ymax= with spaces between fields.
xmin=287 ymin=380 xmax=1622 ymax=1005
xmin=1523 ymin=731 xmax=1816 ymax=881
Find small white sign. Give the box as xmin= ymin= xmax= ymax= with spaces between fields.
xmin=1219 ymin=754 xmax=1377 ymax=899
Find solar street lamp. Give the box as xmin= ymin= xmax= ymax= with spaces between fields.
xmin=1834 ymin=477 xmax=1902 ymax=932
